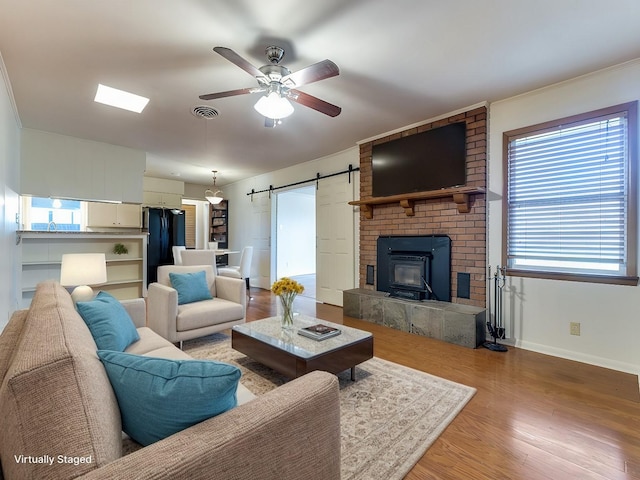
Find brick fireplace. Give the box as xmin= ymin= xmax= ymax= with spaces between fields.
xmin=356 ymin=106 xmax=487 ymax=308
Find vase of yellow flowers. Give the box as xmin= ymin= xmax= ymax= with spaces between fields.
xmin=271 ymin=277 xmax=304 ymax=329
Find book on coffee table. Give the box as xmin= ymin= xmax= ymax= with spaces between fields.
xmin=298 ymin=324 xmax=341 ymax=341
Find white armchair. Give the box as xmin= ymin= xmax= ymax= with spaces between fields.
xmin=147 ymin=264 xmax=246 ymax=348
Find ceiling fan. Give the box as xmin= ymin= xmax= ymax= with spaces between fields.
xmin=199 ymin=46 xmax=341 ymax=126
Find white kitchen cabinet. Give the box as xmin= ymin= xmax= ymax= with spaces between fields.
xmin=87 ymin=203 xmax=142 ymax=228
xmin=115 ymin=204 xmax=142 ymax=227
xmin=142 ymin=191 xmax=182 ymax=209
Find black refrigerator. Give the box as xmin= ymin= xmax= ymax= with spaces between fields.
xmin=145 ymin=208 xmax=185 ymax=284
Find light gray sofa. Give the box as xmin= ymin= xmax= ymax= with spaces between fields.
xmin=0 ymin=281 xmax=341 ymax=480
xmin=147 ymin=264 xmax=246 ymax=348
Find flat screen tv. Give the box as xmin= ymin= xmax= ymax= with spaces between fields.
xmin=371 ymin=121 xmax=467 ymax=197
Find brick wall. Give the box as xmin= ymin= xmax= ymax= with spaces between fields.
xmin=358 ymin=106 xmax=487 ymax=307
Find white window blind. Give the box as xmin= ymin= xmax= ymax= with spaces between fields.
xmin=183 ymin=204 xmax=196 ymax=249
xmin=506 ymin=111 xmax=629 ymax=276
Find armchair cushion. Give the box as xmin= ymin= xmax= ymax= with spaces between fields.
xmin=97 ymin=350 xmax=241 ymax=446
xmin=77 ymin=291 xmax=140 ymax=351
xmin=169 ymin=270 xmax=213 ymax=305
xmin=177 ymin=299 xmax=245 ymax=331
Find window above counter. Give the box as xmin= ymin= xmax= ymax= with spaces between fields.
xmin=19 ymin=196 xmax=142 ymax=232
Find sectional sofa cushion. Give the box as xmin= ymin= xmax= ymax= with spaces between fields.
xmin=97 ymin=350 xmax=241 ymax=446
xmin=0 ymin=281 xmax=122 ymax=480
xmin=77 ymin=291 xmax=140 ymax=351
xmin=0 ymin=309 xmax=27 ymax=381
xmin=169 ymin=270 xmax=214 ymax=305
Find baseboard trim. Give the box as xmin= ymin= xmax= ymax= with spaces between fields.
xmin=516 ymin=339 xmax=639 ymax=377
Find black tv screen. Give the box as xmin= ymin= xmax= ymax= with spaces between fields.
xmin=371 ymin=122 xmax=467 ymax=197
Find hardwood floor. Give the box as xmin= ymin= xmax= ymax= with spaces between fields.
xmin=246 ymin=288 xmax=640 ymax=479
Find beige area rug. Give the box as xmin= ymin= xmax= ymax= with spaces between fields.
xmin=184 ymin=333 xmax=476 ymax=480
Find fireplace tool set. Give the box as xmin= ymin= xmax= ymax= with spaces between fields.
xmin=484 ymin=265 xmax=508 ymax=352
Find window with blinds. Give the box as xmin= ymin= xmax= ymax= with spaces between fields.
xmin=503 ymin=102 xmax=638 ymax=284
xmin=182 ymin=204 xmax=196 ymax=249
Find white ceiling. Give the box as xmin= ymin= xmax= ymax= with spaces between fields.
xmin=1 ymin=0 xmax=640 ymax=187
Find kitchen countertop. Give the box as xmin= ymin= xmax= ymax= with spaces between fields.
xmin=18 ymin=231 xmax=148 ymax=237
xmin=18 ymin=230 xmax=147 ymax=234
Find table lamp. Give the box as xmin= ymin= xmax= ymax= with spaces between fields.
xmin=60 ymin=253 xmax=107 ymax=304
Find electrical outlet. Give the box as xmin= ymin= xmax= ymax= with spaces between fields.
xmin=570 ymin=322 xmax=581 ymax=336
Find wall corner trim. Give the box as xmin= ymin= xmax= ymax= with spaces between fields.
xmin=0 ymin=51 xmax=22 ymax=128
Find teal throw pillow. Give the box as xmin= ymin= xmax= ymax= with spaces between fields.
xmin=169 ymin=270 xmax=213 ymax=305
xmin=76 ymin=291 xmax=140 ymax=351
xmin=97 ymin=350 xmax=241 ymax=446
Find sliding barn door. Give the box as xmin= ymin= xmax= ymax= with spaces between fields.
xmin=250 ymin=193 xmax=271 ymax=290
xmin=316 ymin=174 xmax=356 ymax=306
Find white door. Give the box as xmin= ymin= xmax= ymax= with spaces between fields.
xmin=250 ymin=193 xmax=272 ymax=290
xmin=316 ymin=174 xmax=356 ymax=306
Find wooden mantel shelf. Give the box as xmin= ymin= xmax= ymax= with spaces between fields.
xmin=349 ymin=186 xmax=486 ymax=219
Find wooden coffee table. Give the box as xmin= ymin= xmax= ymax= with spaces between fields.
xmin=231 ymin=315 xmax=373 ymax=380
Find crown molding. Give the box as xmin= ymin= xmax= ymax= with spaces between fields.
xmin=0 ymin=51 xmax=22 ymax=128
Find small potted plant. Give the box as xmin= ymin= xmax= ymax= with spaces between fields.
xmin=113 ymin=243 xmax=128 ymax=255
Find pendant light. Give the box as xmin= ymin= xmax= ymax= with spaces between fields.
xmin=205 ymin=170 xmax=224 ymax=205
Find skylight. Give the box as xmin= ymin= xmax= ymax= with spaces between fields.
xmin=94 ymin=84 xmax=149 ymax=113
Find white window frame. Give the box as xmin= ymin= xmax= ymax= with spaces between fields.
xmin=20 ymin=196 xmax=87 ymax=232
xmin=502 ymin=102 xmax=638 ymax=285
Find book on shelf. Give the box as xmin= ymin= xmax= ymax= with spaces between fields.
xmin=298 ymin=324 xmax=341 ymax=341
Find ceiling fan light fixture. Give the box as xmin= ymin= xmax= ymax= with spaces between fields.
xmin=254 ymin=92 xmax=294 ymax=119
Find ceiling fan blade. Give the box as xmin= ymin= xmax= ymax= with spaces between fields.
xmin=199 ymin=87 xmax=264 ymax=101
xmin=213 ymin=47 xmax=268 ymax=83
xmin=289 ymin=90 xmax=341 ymax=117
xmin=281 ymin=60 xmax=339 ymax=87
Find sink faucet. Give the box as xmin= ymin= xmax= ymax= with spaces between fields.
xmin=47 ymin=221 xmax=57 ymax=232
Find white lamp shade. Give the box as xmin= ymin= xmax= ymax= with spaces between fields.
xmin=60 ymin=253 xmax=107 ymax=287
xmin=60 ymin=253 xmax=107 ymax=304
xmin=254 ymin=92 xmax=294 ymax=119
xmin=205 ymin=189 xmax=224 ymax=204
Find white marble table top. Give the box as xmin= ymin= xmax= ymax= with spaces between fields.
xmin=232 ymin=314 xmax=372 ymax=359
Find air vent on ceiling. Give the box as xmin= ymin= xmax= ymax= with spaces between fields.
xmin=191 ymin=105 xmax=219 ymax=119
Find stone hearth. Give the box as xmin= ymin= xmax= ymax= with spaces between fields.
xmin=344 ymin=288 xmax=486 ymax=349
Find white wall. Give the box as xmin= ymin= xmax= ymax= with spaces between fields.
xmin=488 ymin=59 xmax=640 ymax=375
xmin=0 ymin=53 xmax=21 ymax=329
xmin=21 ymin=129 xmax=145 ymax=203
xmin=222 ymin=147 xmax=359 ymax=291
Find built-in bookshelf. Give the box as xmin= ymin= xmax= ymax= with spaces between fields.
xmin=18 ymin=232 xmax=147 ymax=308
xmin=210 ymin=200 xmax=228 ymax=266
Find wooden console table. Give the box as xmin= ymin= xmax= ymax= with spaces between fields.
xmin=349 ymin=186 xmax=485 ymax=218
